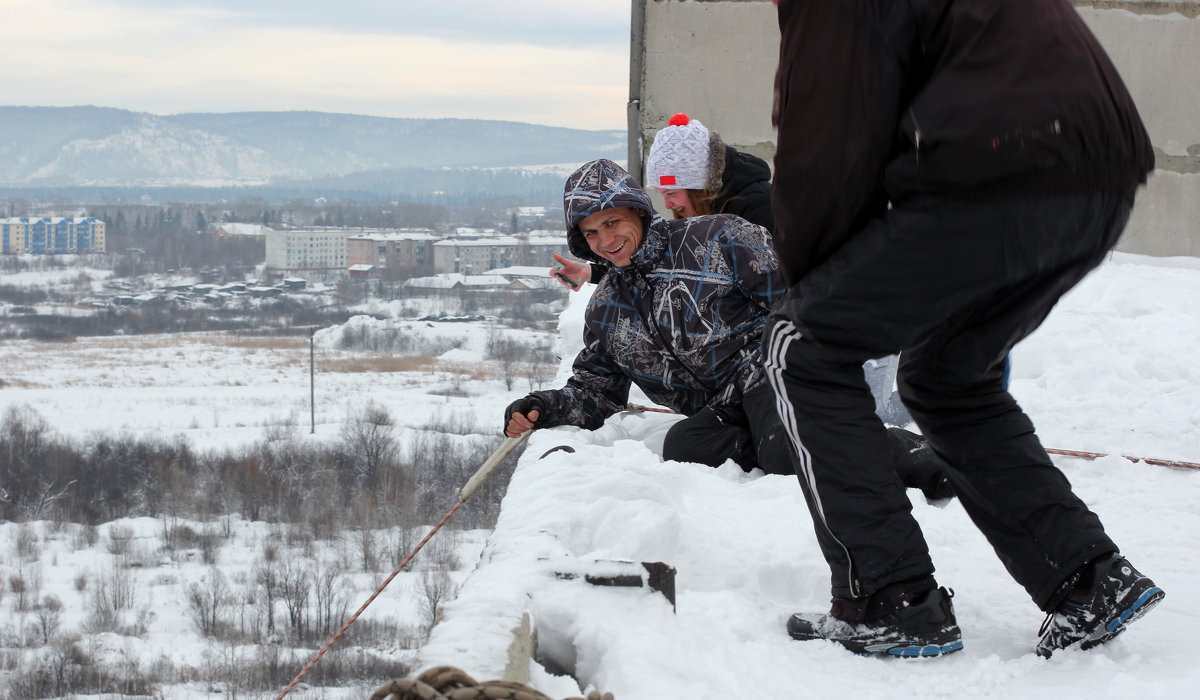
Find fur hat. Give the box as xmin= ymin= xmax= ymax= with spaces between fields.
xmin=645 ymin=113 xmax=710 ymax=190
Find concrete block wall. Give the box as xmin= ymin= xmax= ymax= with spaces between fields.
xmin=630 ymin=0 xmax=1199 ymax=257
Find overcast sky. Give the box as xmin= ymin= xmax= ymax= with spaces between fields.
xmin=1 ymin=0 xmax=631 ymax=131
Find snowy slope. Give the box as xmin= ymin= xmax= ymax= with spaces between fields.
xmin=418 ymin=251 xmax=1200 ymax=700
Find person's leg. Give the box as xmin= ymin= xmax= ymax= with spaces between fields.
xmin=745 ymin=382 xmax=953 ymax=497
xmin=765 ymin=192 xmax=1131 ymax=607
xmin=765 ymin=317 xmax=933 ymax=600
xmin=895 ymin=194 xmax=1134 ymax=609
xmin=764 ymin=316 xmax=960 ymax=655
xmin=742 ymin=382 xmax=799 ymax=476
xmin=890 ymin=193 xmax=1163 ymax=655
xmin=661 ymin=408 xmax=756 ymax=470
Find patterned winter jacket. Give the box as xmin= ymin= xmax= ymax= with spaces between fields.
xmin=530 ymin=159 xmax=784 ymax=430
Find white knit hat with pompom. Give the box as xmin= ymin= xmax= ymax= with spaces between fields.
xmin=645 ymin=113 xmax=710 ymax=190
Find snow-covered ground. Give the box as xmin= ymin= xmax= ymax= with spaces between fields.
xmin=0 ymin=251 xmax=1197 ymax=699
xmin=420 ymin=251 xmax=1200 ymax=699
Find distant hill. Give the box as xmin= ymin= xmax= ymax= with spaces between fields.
xmin=0 ymin=106 xmax=626 ymax=188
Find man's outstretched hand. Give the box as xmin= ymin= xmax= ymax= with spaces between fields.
xmin=549 ymin=253 xmax=590 ymax=291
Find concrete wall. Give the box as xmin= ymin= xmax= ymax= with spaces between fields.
xmin=630 ymin=0 xmax=1199 ymax=257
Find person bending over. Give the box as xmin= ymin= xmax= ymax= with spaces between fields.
xmin=506 ymin=158 xmax=951 ymax=501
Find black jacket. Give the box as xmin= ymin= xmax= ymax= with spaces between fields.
xmin=537 ymin=159 xmax=784 ymax=427
xmin=771 ymin=0 xmax=1153 ymax=285
xmin=537 ymin=160 xmax=787 ymax=429
xmin=714 ymin=145 xmax=775 ymax=234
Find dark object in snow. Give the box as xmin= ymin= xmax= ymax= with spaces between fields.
xmin=539 ymin=445 xmax=576 ymax=459
xmin=554 ymin=560 xmax=677 ymax=611
xmin=417 ymin=314 xmax=487 ymax=323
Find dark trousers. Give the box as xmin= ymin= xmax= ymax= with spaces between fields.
xmin=764 ymin=192 xmax=1127 ymax=608
xmin=662 ymin=383 xmax=795 ymax=476
xmin=662 ymin=384 xmax=951 ymax=497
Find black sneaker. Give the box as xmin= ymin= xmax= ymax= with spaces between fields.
xmin=787 ymin=587 xmax=964 ymax=657
xmin=1036 ymin=554 xmax=1164 ymax=658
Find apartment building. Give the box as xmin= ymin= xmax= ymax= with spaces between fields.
xmin=432 ymin=231 xmax=570 ymax=274
xmin=266 ymin=226 xmax=573 ymax=275
xmin=0 ymin=217 xmax=106 ymax=254
xmin=264 ymin=228 xmax=356 ymax=271
xmin=345 ymin=229 xmax=440 ymax=271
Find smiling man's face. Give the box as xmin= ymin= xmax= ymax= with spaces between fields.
xmin=579 ymin=206 xmax=645 ymax=267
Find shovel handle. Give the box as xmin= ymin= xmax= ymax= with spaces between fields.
xmin=459 ymin=432 xmax=531 ymax=501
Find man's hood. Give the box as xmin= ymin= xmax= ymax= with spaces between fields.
xmin=562 ymin=159 xmax=657 ymax=264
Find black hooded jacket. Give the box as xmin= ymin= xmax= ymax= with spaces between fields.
xmin=713 ymin=145 xmax=775 ymax=234
xmin=771 ymin=0 xmax=1154 ymax=285
xmin=529 ymin=159 xmax=785 ymax=430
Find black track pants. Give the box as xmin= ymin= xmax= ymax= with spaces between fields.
xmin=663 ymin=384 xmax=951 ymax=493
xmin=764 ymin=193 xmax=1127 ymax=608
xmin=662 ymin=383 xmax=796 ymax=476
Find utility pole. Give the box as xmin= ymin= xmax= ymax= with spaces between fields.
xmin=310 ymin=328 xmax=316 ymax=434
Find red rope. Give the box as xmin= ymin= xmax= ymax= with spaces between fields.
xmin=624 ymin=403 xmax=680 ymax=415
xmin=276 ymin=498 xmax=467 ymax=699
xmin=1046 ymin=448 xmax=1200 ymax=471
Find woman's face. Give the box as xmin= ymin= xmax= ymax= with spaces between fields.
xmin=656 ymin=188 xmax=698 ymax=219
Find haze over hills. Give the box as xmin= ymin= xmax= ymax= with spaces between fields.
xmin=0 ymin=106 xmax=627 ymax=189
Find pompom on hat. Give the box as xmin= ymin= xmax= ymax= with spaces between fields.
xmin=645 ymin=113 xmax=710 ymax=190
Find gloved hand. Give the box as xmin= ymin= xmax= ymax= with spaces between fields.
xmin=503 ymin=395 xmax=546 ymax=438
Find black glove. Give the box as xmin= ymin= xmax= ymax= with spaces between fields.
xmin=503 ymin=395 xmax=547 ymax=433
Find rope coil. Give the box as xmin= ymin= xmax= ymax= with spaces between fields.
xmin=370 ymin=665 xmax=612 ymax=700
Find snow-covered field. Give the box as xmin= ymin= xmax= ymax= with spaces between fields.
xmin=0 ymin=311 xmax=550 ymax=452
xmin=1 ymin=251 xmax=1198 ymax=699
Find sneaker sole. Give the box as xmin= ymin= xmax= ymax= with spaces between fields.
xmin=865 ymin=640 xmax=965 ymax=658
xmin=1079 ymin=586 xmax=1165 ymax=651
xmin=790 ymin=631 xmax=965 ymax=658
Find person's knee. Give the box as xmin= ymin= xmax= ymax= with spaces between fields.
xmin=663 ymin=411 xmax=742 ymax=468
xmin=663 ymin=417 xmax=711 ymax=465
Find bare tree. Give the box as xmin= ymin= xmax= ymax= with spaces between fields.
xmin=340 ymin=402 xmax=398 ymax=489
xmin=278 ymin=559 xmax=311 ymax=641
xmin=355 ymin=521 xmax=379 ymax=573
xmin=254 ymin=558 xmax=281 ymax=638
xmin=311 ymin=561 xmax=351 ymax=638
xmin=493 ymin=338 xmax=521 ymax=391
xmin=33 ymin=594 xmax=64 ymax=644
xmin=90 ymin=558 xmax=137 ymax=618
xmin=187 ymin=567 xmax=231 ymax=637
xmin=415 ymin=570 xmax=455 ymax=638
xmin=0 ymin=405 xmax=50 ymax=520
xmin=16 ymin=522 xmax=40 ymax=561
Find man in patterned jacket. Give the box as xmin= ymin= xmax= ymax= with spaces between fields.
xmin=504 ymin=159 xmax=950 ymax=497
